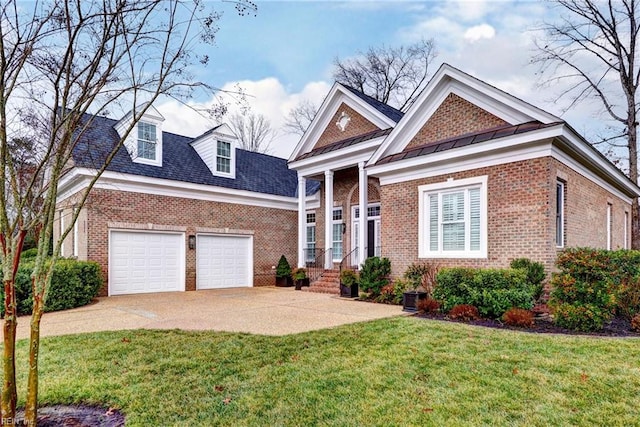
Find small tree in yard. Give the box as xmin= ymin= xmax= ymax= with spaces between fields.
xmin=0 ymin=0 xmax=256 ymax=424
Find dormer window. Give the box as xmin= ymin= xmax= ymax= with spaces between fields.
xmin=138 ymin=122 xmax=157 ymax=161
xmin=114 ymin=104 xmax=164 ymax=167
xmin=216 ymin=141 xmax=231 ymax=173
xmin=190 ymin=124 xmax=237 ymax=179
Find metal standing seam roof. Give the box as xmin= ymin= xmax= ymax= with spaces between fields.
xmin=294 ymin=127 xmax=393 ymax=161
xmin=71 ymin=114 xmax=320 ymax=197
xmin=375 ymin=121 xmax=564 ymax=165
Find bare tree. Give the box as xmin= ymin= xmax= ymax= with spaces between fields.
xmin=333 ymin=38 xmax=437 ymax=111
xmin=282 ymin=99 xmax=319 ymax=136
xmin=0 ymin=0 xmax=256 ymax=424
xmin=228 ymin=112 xmax=276 ymax=154
xmin=532 ymin=0 xmax=640 ymax=248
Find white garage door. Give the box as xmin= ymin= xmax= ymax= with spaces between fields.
xmin=109 ymin=231 xmax=185 ymax=295
xmin=197 ymin=234 xmax=252 ymax=289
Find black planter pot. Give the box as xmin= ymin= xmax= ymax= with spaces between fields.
xmin=403 ymin=291 xmax=427 ymax=312
xmin=294 ymin=278 xmax=309 ymax=290
xmin=339 ymin=283 xmax=359 ymax=298
xmin=275 ymin=276 xmax=291 ymax=287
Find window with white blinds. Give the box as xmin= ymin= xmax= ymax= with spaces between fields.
xmin=419 ymin=176 xmax=487 ymax=258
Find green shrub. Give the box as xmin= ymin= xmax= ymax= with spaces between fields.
xmin=0 ymin=259 xmax=103 ymax=317
xmin=616 ymin=276 xmax=640 ymax=320
xmin=375 ymin=279 xmax=409 ymax=305
xmin=552 ymin=303 xmax=609 ymax=332
xmin=359 ymin=256 xmax=391 ymax=296
xmin=510 ymin=258 xmax=546 ymax=300
xmin=275 ymin=255 xmax=291 ymax=279
xmin=20 ymin=248 xmax=38 ymax=260
xmin=340 ymin=269 xmax=358 ymax=286
xmin=434 ymin=267 xmax=533 ymax=318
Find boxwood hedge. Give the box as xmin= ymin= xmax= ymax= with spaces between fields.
xmin=0 ymin=259 xmax=103 ymax=317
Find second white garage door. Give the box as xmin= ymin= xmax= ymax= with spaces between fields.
xmin=196 ymin=234 xmax=252 ymax=289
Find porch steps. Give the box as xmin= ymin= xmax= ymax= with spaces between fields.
xmin=303 ymin=269 xmax=340 ymax=295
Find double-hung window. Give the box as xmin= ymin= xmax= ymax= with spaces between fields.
xmin=137 ymin=122 xmax=157 ymax=161
xmin=216 ymin=141 xmax=231 ymax=174
xmin=419 ymin=176 xmax=487 ymax=258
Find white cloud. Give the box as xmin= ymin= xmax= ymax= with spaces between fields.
xmin=157 ymin=78 xmax=331 ymax=159
xmin=464 ymin=24 xmax=495 ymax=42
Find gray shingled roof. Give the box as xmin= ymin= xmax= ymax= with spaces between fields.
xmin=343 ymin=85 xmax=404 ymax=123
xmin=72 ymin=114 xmax=319 ymax=197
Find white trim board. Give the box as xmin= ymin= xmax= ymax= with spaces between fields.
xmin=57 ymin=168 xmax=309 ymax=211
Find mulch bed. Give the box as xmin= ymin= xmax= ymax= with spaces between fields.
xmin=15 ymin=405 xmax=124 ymax=427
xmin=416 ymin=312 xmax=640 ymax=337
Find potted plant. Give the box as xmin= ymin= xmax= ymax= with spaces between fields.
xmin=292 ymin=267 xmax=309 ymax=290
xmin=339 ymin=269 xmax=359 ymax=298
xmin=275 ymin=255 xmax=292 ymax=287
xmin=402 ymin=262 xmax=438 ymax=312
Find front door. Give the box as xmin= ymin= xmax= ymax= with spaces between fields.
xmin=352 ymin=204 xmax=381 ymax=260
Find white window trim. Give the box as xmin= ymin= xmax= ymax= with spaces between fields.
xmin=332 ymin=207 xmax=343 ymax=262
xmin=213 ymin=139 xmax=236 ymax=178
xmin=624 ymin=211 xmax=629 ymax=249
xmin=418 ymin=176 xmax=488 ymax=259
xmin=306 ymin=211 xmax=316 ymax=262
xmin=133 ymin=118 xmax=163 ymax=167
xmin=607 ymin=203 xmax=612 ymax=250
xmin=73 ymin=207 xmax=79 ymax=257
xmin=59 ymin=210 xmax=64 ymax=257
xmin=556 ymin=180 xmax=565 ymax=248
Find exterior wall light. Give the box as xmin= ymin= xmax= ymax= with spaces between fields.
xmin=188 ymin=235 xmax=196 ymax=250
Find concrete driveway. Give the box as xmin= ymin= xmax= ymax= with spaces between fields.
xmin=14 ymin=287 xmax=405 ymax=339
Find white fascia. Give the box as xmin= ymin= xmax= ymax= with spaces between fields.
xmin=289 ymin=136 xmax=384 ymax=178
xmin=368 ymin=125 xmax=564 ymax=184
xmin=368 ymin=64 xmax=561 ymax=166
xmin=556 ymin=126 xmax=640 ymax=198
xmin=289 ymin=83 xmax=396 ymax=161
xmin=57 ymin=168 xmax=300 ymax=210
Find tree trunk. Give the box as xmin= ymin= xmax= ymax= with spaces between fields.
xmin=1 ymin=279 xmax=17 ymax=426
xmin=628 ymin=115 xmax=639 ymax=249
xmin=24 ymin=291 xmax=44 ymax=426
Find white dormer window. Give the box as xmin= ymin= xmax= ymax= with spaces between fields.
xmin=138 ymin=122 xmax=157 ymax=161
xmin=114 ymin=104 xmax=164 ymax=167
xmin=216 ymin=140 xmax=231 ymax=173
xmin=190 ymin=124 xmax=237 ymax=179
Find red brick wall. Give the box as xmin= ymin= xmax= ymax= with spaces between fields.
xmin=313 ymin=103 xmax=380 ymax=150
xmin=82 ymin=188 xmax=298 ymax=295
xmin=553 ymin=159 xmax=631 ymax=250
xmin=379 ymin=156 xmax=632 ymax=279
xmin=405 ymin=93 xmax=508 ymax=150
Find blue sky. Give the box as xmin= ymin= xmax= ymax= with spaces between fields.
xmin=157 ymin=1 xmax=607 ymax=159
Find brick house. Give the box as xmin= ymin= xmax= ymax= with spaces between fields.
xmin=56 ymin=108 xmax=319 ymax=295
xmin=287 ymin=64 xmax=640 ymax=279
xmin=57 ymin=64 xmax=639 ymax=296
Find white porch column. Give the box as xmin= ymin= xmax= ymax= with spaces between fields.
xmin=324 ymin=170 xmax=334 ymax=269
xmin=297 ymin=174 xmax=306 ymax=268
xmin=358 ymin=162 xmax=368 ymax=266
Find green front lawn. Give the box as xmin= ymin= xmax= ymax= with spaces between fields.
xmin=11 ymin=317 xmax=640 ymax=426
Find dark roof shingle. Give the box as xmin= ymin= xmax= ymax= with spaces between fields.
xmin=343 ymin=85 xmax=404 ymax=123
xmin=72 ymin=114 xmax=320 ymax=197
